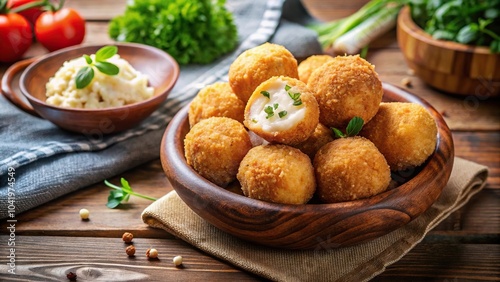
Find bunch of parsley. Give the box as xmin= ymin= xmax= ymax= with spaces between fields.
xmin=409 ymin=0 xmax=500 ymax=53
xmin=108 ymin=0 xmax=238 ymax=64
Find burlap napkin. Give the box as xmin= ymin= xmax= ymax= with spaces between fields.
xmin=142 ymin=157 xmax=488 ymax=282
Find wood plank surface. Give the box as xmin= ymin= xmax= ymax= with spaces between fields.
xmin=0 ymin=236 xmax=498 ymax=281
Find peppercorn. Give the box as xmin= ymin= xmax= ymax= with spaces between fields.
xmin=146 ymin=248 xmax=158 ymax=259
xmin=66 ymin=271 xmax=77 ymax=281
xmin=79 ymin=208 xmax=89 ymax=220
xmin=125 ymin=245 xmax=136 ymax=257
xmin=122 ymin=232 xmax=133 ymax=243
xmin=173 ymin=255 xmax=183 ymax=266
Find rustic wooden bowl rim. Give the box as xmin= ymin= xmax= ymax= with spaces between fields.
xmin=399 ymin=6 xmax=492 ymax=55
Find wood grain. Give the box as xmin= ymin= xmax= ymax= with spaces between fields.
xmin=0 ymin=236 xmax=262 ymax=281
xmin=0 ymin=236 xmax=498 ymax=281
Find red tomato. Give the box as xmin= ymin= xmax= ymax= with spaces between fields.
xmin=7 ymin=0 xmax=43 ymax=25
xmin=0 ymin=12 xmax=32 ymax=62
xmin=35 ymin=8 xmax=85 ymax=52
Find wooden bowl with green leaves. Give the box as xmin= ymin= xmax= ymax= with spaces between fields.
xmin=160 ymin=83 xmax=454 ymax=250
xmin=1 ymin=43 xmax=179 ymax=134
xmin=397 ymin=6 xmax=500 ymax=97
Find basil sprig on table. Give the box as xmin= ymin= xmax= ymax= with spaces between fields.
xmin=75 ymin=45 xmax=120 ymax=89
xmin=104 ymin=178 xmax=157 ymax=209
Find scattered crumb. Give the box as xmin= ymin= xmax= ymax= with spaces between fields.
xmin=401 ymin=77 xmax=412 ymax=88
xmin=406 ymin=68 xmax=415 ymax=76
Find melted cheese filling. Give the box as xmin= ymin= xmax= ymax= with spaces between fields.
xmin=249 ymin=79 xmax=305 ymax=132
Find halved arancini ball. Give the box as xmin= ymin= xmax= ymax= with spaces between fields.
xmin=308 ymin=55 xmax=383 ymax=129
xmin=184 ymin=117 xmax=252 ymax=187
xmin=229 ymin=43 xmax=299 ymax=103
xmin=298 ymin=54 xmax=334 ymax=84
xmin=243 ymin=76 xmax=319 ymax=145
xmin=188 ymin=82 xmax=245 ymax=127
xmin=360 ymin=102 xmax=438 ymax=171
xmin=314 ymin=137 xmax=391 ymax=203
xmin=237 ymin=144 xmax=316 ymax=205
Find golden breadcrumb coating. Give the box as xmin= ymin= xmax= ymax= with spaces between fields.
xmin=244 ymin=76 xmax=319 ymax=145
xmin=293 ymin=123 xmax=334 ymax=160
xmin=237 ymin=144 xmax=316 ymax=205
xmin=307 ymin=55 xmax=383 ymax=129
xmin=184 ymin=117 xmax=252 ymax=187
xmin=229 ymin=43 xmax=298 ymax=103
xmin=360 ymin=102 xmax=437 ymax=171
xmin=188 ymin=82 xmax=245 ymax=127
xmin=314 ymin=137 xmax=391 ymax=203
xmin=298 ymin=54 xmax=334 ymax=84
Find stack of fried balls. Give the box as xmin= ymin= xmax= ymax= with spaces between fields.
xmin=184 ymin=43 xmax=438 ymax=205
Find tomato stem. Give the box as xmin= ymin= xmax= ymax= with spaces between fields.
xmin=0 ymin=0 xmax=9 ymax=13
xmin=10 ymin=1 xmax=46 ymax=13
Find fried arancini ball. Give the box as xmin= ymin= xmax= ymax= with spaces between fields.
xmin=293 ymin=123 xmax=334 ymax=160
xmin=298 ymin=54 xmax=334 ymax=84
xmin=188 ymin=82 xmax=245 ymax=127
xmin=360 ymin=102 xmax=437 ymax=171
xmin=229 ymin=43 xmax=299 ymax=103
xmin=308 ymin=55 xmax=383 ymax=129
xmin=314 ymin=137 xmax=391 ymax=203
xmin=244 ymin=76 xmax=319 ymax=145
xmin=184 ymin=117 xmax=252 ymax=187
xmin=237 ymin=144 xmax=316 ymax=205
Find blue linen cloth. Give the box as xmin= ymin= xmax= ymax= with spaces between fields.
xmin=0 ymin=0 xmax=322 ymax=219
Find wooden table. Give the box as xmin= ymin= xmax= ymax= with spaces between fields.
xmin=1 ymin=1 xmax=499 ymax=281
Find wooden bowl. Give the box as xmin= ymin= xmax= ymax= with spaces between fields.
xmin=160 ymin=83 xmax=454 ymax=250
xmin=397 ymin=6 xmax=500 ymax=97
xmin=1 ymin=43 xmax=179 ymax=134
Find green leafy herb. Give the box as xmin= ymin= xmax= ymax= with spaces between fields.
xmin=261 ymin=91 xmax=270 ymax=98
xmin=307 ymin=0 xmax=404 ymax=54
xmin=251 ymin=118 xmax=258 ymax=123
xmin=75 ymin=46 xmax=120 ymax=89
xmin=285 ymin=84 xmax=303 ymax=106
xmin=104 ymin=178 xmax=157 ymax=209
xmin=264 ymin=106 xmax=274 ymax=119
xmin=278 ymin=110 xmax=287 ymax=118
xmin=332 ymin=116 xmax=364 ymax=138
xmin=409 ymin=0 xmax=500 ymax=53
xmin=273 ymin=103 xmax=279 ymax=110
xmin=108 ymin=0 xmax=238 ymax=64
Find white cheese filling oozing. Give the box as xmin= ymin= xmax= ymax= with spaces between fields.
xmin=249 ymin=79 xmax=305 ymax=132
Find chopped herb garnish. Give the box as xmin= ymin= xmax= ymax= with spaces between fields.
xmin=285 ymin=84 xmax=302 ymax=106
xmin=332 ymin=116 xmax=364 ymax=138
xmin=273 ymin=103 xmax=279 ymax=110
xmin=261 ymin=91 xmax=270 ymax=98
xmin=251 ymin=118 xmax=257 ymax=123
xmin=278 ymin=110 xmax=288 ymax=118
xmin=264 ymin=106 xmax=274 ymax=119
